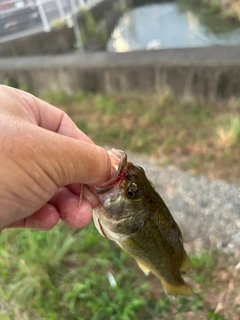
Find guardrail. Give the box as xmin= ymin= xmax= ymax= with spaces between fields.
xmin=0 ymin=0 xmax=99 ymax=46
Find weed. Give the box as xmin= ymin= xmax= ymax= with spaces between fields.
xmin=41 ymin=91 xmax=72 ymax=106
xmin=205 ymin=0 xmax=221 ymax=13
xmin=80 ymin=9 xmax=96 ymax=36
xmin=215 ymin=114 xmax=240 ymax=148
xmin=191 ymin=250 xmax=218 ymax=286
xmin=177 ymin=292 xmax=204 ymax=313
xmin=207 ymin=309 xmax=226 ymax=319
xmin=2 ymin=77 xmax=32 ymax=93
xmin=154 ymin=294 xmax=171 ymax=315
xmin=72 ymin=91 xmax=87 ymax=103
xmin=52 ymin=19 xmax=65 ymax=29
xmin=94 ymin=94 xmax=119 ymax=114
xmin=1 ymin=221 xmax=239 ymax=319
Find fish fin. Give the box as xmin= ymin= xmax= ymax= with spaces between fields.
xmin=136 ymin=260 xmax=150 ymax=275
xmin=162 ymin=280 xmax=194 ymax=299
xmin=149 ymin=180 xmax=155 ymax=189
xmin=179 ymin=253 xmax=192 ymax=275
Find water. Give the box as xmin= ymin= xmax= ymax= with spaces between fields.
xmin=107 ymin=2 xmax=240 ymax=52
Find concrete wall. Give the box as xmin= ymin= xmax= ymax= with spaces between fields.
xmin=0 ymin=46 xmax=240 ymax=102
xmin=0 ymin=27 xmax=76 ymax=56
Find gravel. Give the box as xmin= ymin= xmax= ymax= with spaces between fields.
xmin=128 ymin=152 xmax=240 ymax=264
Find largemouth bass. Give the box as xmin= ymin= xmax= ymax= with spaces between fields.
xmin=92 ymin=149 xmax=194 ymax=298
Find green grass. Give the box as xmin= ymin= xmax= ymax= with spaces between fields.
xmin=2 ymin=222 xmax=237 ymax=320
xmin=1 ymin=222 xmax=238 ymax=319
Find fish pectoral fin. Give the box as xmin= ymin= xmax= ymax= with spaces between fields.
xmin=180 ymin=253 xmax=192 ymax=275
xmin=162 ymin=280 xmax=195 ymax=299
xmin=136 ymin=260 xmax=150 ymax=275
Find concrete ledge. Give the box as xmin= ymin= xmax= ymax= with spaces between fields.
xmin=0 ymin=46 xmax=240 ymax=101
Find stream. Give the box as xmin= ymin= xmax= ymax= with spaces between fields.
xmin=107 ymin=1 xmax=240 ymax=52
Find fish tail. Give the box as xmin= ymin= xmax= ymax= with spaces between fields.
xmin=162 ymin=280 xmax=194 ymax=299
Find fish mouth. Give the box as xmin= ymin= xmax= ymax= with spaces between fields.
xmin=95 ymin=149 xmax=128 ymax=194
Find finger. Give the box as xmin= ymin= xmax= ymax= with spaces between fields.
xmin=50 ymin=188 xmax=93 ymax=228
xmin=4 ymin=121 xmax=111 ymax=189
xmin=6 ymin=204 xmax=59 ymax=230
xmin=36 ymin=127 xmax=112 ymax=186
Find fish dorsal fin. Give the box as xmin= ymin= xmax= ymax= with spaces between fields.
xmin=149 ymin=180 xmax=155 ymax=189
xmin=136 ymin=260 xmax=150 ymax=275
xmin=179 ymin=253 xmax=192 ymax=275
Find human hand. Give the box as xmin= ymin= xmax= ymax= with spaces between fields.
xmin=0 ymin=85 xmax=111 ymax=231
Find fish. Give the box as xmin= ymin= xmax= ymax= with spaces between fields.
xmin=92 ymin=149 xmax=194 ymax=298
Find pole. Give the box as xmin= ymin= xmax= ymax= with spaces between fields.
xmin=36 ymin=0 xmax=50 ymax=32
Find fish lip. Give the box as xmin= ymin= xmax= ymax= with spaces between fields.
xmin=95 ymin=149 xmax=128 ymax=194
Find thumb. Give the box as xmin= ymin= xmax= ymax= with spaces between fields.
xmin=27 ymin=125 xmax=112 ymax=188
xmin=3 ymin=121 xmax=112 ymax=195
xmin=44 ymin=134 xmax=111 ymax=187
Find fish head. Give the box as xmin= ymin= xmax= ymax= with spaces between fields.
xmin=93 ymin=149 xmax=154 ymax=239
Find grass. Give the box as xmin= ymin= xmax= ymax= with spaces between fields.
xmin=1 ymin=91 xmax=240 ymax=319
xmin=215 ymin=114 xmax=240 ymax=148
xmin=1 ymin=223 xmax=239 ymax=319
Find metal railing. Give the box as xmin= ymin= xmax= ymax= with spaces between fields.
xmin=0 ymin=0 xmax=99 ymax=45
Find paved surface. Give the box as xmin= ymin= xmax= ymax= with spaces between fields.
xmin=128 ymin=152 xmax=240 ymax=264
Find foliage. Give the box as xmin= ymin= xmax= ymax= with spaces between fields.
xmin=79 ymin=9 xmax=108 ymax=48
xmin=1 ymin=221 xmax=236 ymax=319
xmin=178 ymin=0 xmax=240 ymax=34
xmin=207 ymin=309 xmax=226 ymax=320
xmin=215 ymin=114 xmax=240 ymax=148
xmin=188 ymin=0 xmax=240 ymax=21
xmin=52 ymin=19 xmax=65 ymax=29
xmin=2 ymin=77 xmax=31 ymax=93
xmin=0 ymin=223 xmax=210 ymax=319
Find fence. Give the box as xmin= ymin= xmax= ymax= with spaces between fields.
xmin=0 ymin=0 xmax=99 ymax=45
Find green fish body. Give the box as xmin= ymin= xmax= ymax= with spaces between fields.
xmin=93 ymin=149 xmax=194 ymax=298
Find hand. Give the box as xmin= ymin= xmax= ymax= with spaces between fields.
xmin=0 ymin=85 xmax=111 ymax=231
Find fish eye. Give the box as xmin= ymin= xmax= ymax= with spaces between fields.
xmin=125 ymin=183 xmax=138 ymax=199
xmin=126 ymin=189 xmax=135 ymax=198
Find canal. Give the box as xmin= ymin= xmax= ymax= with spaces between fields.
xmin=107 ymin=0 xmax=240 ymax=52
